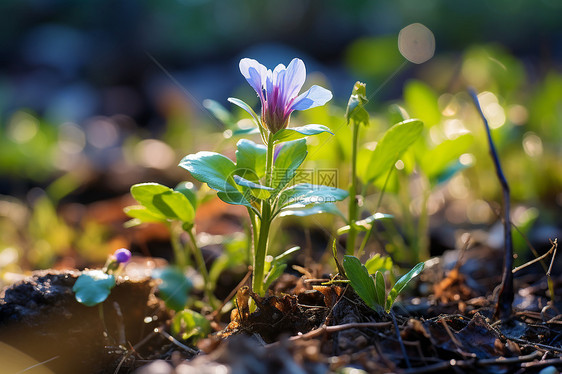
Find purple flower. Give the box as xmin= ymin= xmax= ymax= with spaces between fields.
xmin=114 ymin=248 xmax=132 ymax=264
xmin=238 ymin=58 xmax=332 ymax=134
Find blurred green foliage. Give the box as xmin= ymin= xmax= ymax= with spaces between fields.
xmin=0 ymin=38 xmax=561 ymax=284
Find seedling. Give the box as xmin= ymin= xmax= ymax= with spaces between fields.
xmin=342 ymin=81 xmax=424 ymax=257
xmin=124 ymin=181 xmax=213 ymax=311
xmin=73 ymin=248 xmax=132 ymax=306
xmin=342 ymin=254 xmax=424 ymax=312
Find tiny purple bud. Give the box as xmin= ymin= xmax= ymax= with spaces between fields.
xmin=114 ymin=248 xmax=132 ymax=263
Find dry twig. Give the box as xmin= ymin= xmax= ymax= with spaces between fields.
xmin=470 ymin=89 xmax=514 ymax=321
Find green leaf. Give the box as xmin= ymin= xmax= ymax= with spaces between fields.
xmin=404 ymin=80 xmax=441 ymax=127
xmin=216 ymin=191 xmax=255 ymax=208
xmin=124 ymin=205 xmax=167 ymax=224
xmin=203 ymin=99 xmax=234 ymax=127
xmin=233 ymin=175 xmax=273 ymax=200
xmin=73 ymin=270 xmax=116 ymax=307
xmin=346 ymin=81 xmax=369 ymax=126
xmin=227 ymin=97 xmax=261 ymax=127
xmin=374 ymin=271 xmax=386 ymax=307
xmin=365 ymin=254 xmax=393 ymax=274
xmin=271 ymin=139 xmax=308 ymax=191
xmin=179 ymin=152 xmax=237 ymax=193
xmin=278 ymin=202 xmax=346 ymax=220
xmin=264 ymin=263 xmax=287 ymax=291
xmin=131 ymin=183 xmax=172 ymax=213
xmin=275 ymin=246 xmax=301 ymax=262
xmin=363 ymin=119 xmax=424 ymax=183
xmin=236 ymin=139 xmax=266 ymax=179
xmin=272 ymin=124 xmax=333 ymax=144
xmin=154 ymin=190 xmax=195 ymax=223
xmin=337 ymin=213 xmax=393 ymax=235
xmin=179 ymin=151 xmax=253 ymax=208
xmin=233 ymin=175 xmax=273 ymax=191
xmin=420 ymin=134 xmax=473 ymax=184
xmin=263 ymin=247 xmax=301 ymax=291
xmin=386 ymin=262 xmax=424 ymax=311
xmin=131 ymin=183 xmax=195 ymax=223
xmin=232 ymin=127 xmax=260 ymax=136
xmin=171 ymin=309 xmax=211 ymax=342
xmin=434 ymin=161 xmax=471 ymax=186
xmin=152 ymin=266 xmax=192 ymax=312
xmin=343 ymin=255 xmax=378 ymax=310
xmin=175 ymin=181 xmax=198 ymax=210
xmin=277 ymin=183 xmax=348 ymax=211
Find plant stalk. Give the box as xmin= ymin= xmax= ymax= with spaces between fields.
xmin=253 ymin=203 xmax=272 ymax=295
xmin=253 ymin=131 xmax=275 ymax=295
xmin=187 ymin=228 xmax=218 ymax=309
xmin=346 ymin=121 xmax=360 ymax=255
xmin=170 ymin=222 xmax=188 ymax=268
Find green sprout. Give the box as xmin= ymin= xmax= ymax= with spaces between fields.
xmin=342 ymin=255 xmax=424 ymax=312
xmin=73 ymin=248 xmax=131 ymax=307
xmin=342 ymin=81 xmax=424 ymax=257
xmin=123 ymin=181 xmax=215 ymax=311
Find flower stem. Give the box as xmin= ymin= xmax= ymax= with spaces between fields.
xmin=247 ymin=208 xmax=259 ymax=266
xmin=265 ymin=131 xmax=275 ymax=186
xmin=346 ymin=121 xmax=360 ymax=255
xmin=253 ymin=131 xmax=275 ymax=296
xmin=253 ymin=203 xmax=272 ymax=296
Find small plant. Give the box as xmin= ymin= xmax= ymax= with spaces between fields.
xmin=124 ymin=181 xmax=212 ymax=311
xmin=342 ymin=254 xmax=424 ymax=313
xmin=73 ymin=248 xmax=132 ymax=306
xmin=180 ymin=58 xmax=348 ymax=296
xmin=342 ymin=81 xmax=424 ymax=257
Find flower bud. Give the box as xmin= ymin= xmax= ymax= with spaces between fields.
xmin=114 ymin=248 xmax=132 ymax=264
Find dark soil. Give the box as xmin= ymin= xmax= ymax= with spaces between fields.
xmin=2 ymin=244 xmax=562 ymax=373
xmin=0 ymin=270 xmax=165 ymax=374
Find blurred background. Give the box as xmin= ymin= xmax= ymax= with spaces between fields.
xmin=1 ymin=0 xmax=561 ymax=278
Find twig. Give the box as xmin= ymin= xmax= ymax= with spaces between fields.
xmin=512 ymin=240 xmax=557 ymax=273
xmin=209 ymin=267 xmax=252 ymax=322
xmin=392 ymin=312 xmax=411 ymax=369
xmin=133 ymin=325 xmax=162 ymax=351
xmin=113 ymin=325 xmax=164 ymax=374
xmin=469 ymin=89 xmax=514 ymax=321
xmin=522 ymin=357 xmax=562 ymax=369
xmin=294 ymin=321 xmax=392 ymax=341
xmin=488 ymin=200 xmax=551 ymax=274
xmin=546 ymin=238 xmax=558 ymax=276
xmin=439 ymin=319 xmax=463 ymax=350
xmin=303 ymin=278 xmax=331 ymax=284
xmin=113 ymin=302 xmax=127 ymax=347
xmin=404 ymin=350 xmax=542 ymax=374
xmin=156 ymin=327 xmax=199 ymax=355
xmin=16 ymin=356 xmax=60 ymax=374
xmin=507 ymin=336 xmax=562 ymax=353
xmin=266 ymin=321 xmax=392 ymax=347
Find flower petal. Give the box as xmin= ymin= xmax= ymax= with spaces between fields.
xmin=239 ymin=58 xmax=267 ymax=97
xmin=272 ymin=63 xmax=286 ymax=83
xmin=290 ymin=85 xmax=333 ymax=111
xmin=282 ymin=58 xmax=306 ymax=104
